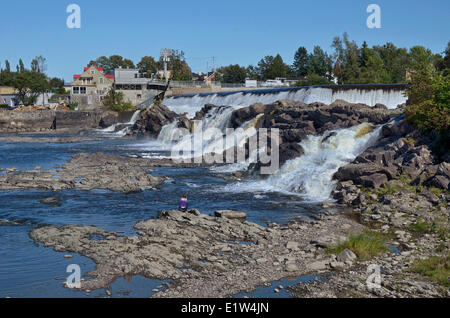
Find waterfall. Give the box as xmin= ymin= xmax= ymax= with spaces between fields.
xmin=97 ymin=110 xmax=141 ymax=137
xmin=128 ymin=110 xmax=142 ymax=125
xmin=157 ymin=120 xmax=179 ymax=144
xmin=163 ymin=86 xmax=407 ymax=118
xmin=221 ymin=122 xmax=382 ymax=202
xmin=153 ymin=106 xmax=263 ymax=161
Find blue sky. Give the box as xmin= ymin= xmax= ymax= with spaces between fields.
xmin=0 ymin=0 xmax=449 ymax=82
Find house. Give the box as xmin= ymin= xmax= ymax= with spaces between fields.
xmin=70 ymin=64 xmax=114 ymax=110
xmin=114 ymin=68 xmax=167 ymax=107
xmin=0 ymin=86 xmax=19 ymax=107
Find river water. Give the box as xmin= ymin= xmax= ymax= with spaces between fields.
xmin=0 ymin=132 xmax=326 ymax=298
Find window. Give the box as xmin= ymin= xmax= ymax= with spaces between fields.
xmin=80 ymin=87 xmax=87 ymax=94
xmin=99 ymin=78 xmax=104 ymax=84
xmin=137 ymin=94 xmax=142 ymax=99
xmin=73 ymin=87 xmax=79 ymax=94
xmin=90 ymin=70 xmax=95 ymax=75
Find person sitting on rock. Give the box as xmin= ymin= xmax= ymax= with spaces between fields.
xmin=179 ymin=194 xmax=188 ymax=212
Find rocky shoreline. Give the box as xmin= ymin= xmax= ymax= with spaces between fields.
xmin=30 ymin=208 xmax=366 ymax=297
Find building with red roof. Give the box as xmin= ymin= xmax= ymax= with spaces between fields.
xmin=70 ymin=64 xmax=114 ymax=110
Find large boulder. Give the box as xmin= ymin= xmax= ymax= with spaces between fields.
xmin=425 ymin=175 xmax=450 ymax=190
xmin=334 ymin=163 xmax=397 ymax=182
xmin=336 ymin=249 xmax=357 ymax=263
xmin=231 ymin=103 xmax=272 ymax=128
xmin=134 ymin=104 xmax=178 ymax=137
xmin=357 ymin=173 xmax=388 ymax=188
xmin=214 ymin=210 xmax=247 ymax=220
xmin=279 ymin=142 xmax=305 ymax=166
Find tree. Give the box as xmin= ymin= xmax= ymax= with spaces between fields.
xmin=215 ymin=64 xmax=247 ymax=83
xmin=49 ymin=77 xmax=65 ymax=94
xmin=406 ymin=46 xmax=436 ymax=105
xmin=331 ymin=36 xmax=345 ymax=83
xmin=13 ymin=70 xmax=49 ymax=106
xmin=31 ymin=55 xmax=47 ymax=74
xmin=5 ymin=60 xmax=10 ymax=72
xmin=93 ymin=55 xmax=135 ymax=74
xmin=360 ymin=50 xmax=389 ymax=83
xmin=341 ymin=33 xmax=362 ymax=83
xmin=307 ymin=46 xmax=333 ymax=80
xmin=246 ymin=65 xmax=260 ymax=80
xmin=18 ymin=59 xmax=25 ymax=73
xmin=257 ymin=54 xmax=290 ymax=80
xmin=373 ymin=43 xmax=409 ymax=83
xmin=406 ymin=74 xmax=449 ymax=156
xmin=434 ymin=41 xmax=450 ymax=75
xmin=292 ymin=47 xmax=309 ymax=78
xmin=102 ymin=88 xmax=135 ymax=111
xmin=137 ymin=56 xmax=159 ymax=78
xmin=162 ymin=50 xmax=192 ymax=81
xmin=0 ymin=60 xmax=13 ymax=86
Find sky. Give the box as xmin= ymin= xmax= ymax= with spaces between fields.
xmin=0 ymin=0 xmax=449 ymax=82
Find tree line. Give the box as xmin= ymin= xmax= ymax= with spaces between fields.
xmin=214 ymin=33 xmax=450 ymax=85
xmin=88 ymin=49 xmax=192 ymax=81
xmin=0 ymin=56 xmax=65 ymax=106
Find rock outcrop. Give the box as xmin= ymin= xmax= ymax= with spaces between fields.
xmin=0 ymin=153 xmax=165 ymax=193
xmin=30 ymin=209 xmax=364 ymax=297
xmin=132 ymin=104 xmax=178 ymax=137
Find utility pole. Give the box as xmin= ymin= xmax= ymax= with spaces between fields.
xmin=212 ymin=56 xmax=215 ymax=73
xmin=161 ymin=48 xmax=171 ymax=83
xmin=206 ymin=61 xmax=209 ymax=82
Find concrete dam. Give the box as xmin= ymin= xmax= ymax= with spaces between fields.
xmin=163 ymin=84 xmax=408 ymax=117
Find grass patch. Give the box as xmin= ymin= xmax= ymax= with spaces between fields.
xmin=409 ymin=221 xmax=433 ymax=234
xmin=376 ymin=184 xmax=400 ymax=196
xmin=409 ymin=219 xmax=449 ymax=240
xmin=429 ymin=187 xmax=443 ymax=197
xmin=327 ymin=230 xmax=388 ymax=260
xmin=410 ymin=256 xmax=450 ymax=287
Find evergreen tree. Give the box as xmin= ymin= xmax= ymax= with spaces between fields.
xmin=292 ymin=47 xmax=309 ymax=78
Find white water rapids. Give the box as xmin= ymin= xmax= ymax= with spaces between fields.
xmin=129 ymin=86 xmax=403 ymax=200
xmin=221 ymin=123 xmax=382 ymax=202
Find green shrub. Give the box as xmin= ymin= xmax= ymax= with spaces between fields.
xmin=102 ymin=89 xmax=136 ymax=112
xmin=406 ymin=74 xmax=449 ymax=137
xmin=68 ymin=102 xmax=78 ymax=111
xmin=0 ymin=104 xmax=9 ymax=109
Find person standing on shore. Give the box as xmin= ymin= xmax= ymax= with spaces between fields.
xmin=179 ymin=194 xmax=188 ymax=212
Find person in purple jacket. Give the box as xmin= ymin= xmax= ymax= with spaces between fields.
xmin=179 ymin=194 xmax=188 ymax=212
